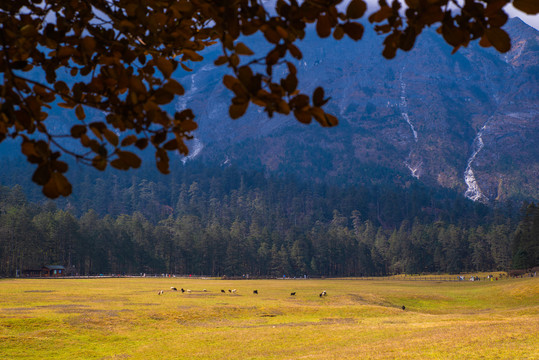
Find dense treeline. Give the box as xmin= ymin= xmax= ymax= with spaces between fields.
xmin=1 ymin=164 xmax=534 ymax=277
xmin=512 ymin=203 xmax=539 ymax=270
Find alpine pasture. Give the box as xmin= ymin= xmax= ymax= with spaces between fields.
xmin=1 ymin=276 xmax=538 ymax=359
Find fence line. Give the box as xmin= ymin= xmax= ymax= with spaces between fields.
xmin=13 ymin=274 xmax=515 ymax=282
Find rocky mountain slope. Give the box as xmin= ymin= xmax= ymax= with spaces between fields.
xmin=176 ymin=18 xmax=538 ymax=203
xmin=0 ymin=19 xmax=537 ymax=204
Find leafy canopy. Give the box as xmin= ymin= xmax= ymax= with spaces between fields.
xmin=1 ymin=0 xmax=537 ymax=198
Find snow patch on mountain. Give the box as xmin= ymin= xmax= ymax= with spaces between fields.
xmin=399 ymin=68 xmax=422 ymax=178
xmin=464 ymin=119 xmax=492 ymax=202
xmin=405 ymin=160 xmax=422 ymax=179
xmin=399 ymin=69 xmax=418 ymax=142
xmin=182 ymin=138 xmax=204 ymax=164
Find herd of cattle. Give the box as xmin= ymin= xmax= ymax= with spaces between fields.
xmin=157 ymin=287 xmax=329 ymax=297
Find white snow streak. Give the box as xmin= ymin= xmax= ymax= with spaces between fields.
xmin=464 ymin=120 xmax=491 ymax=202
xmin=399 ymin=70 xmax=418 ymax=142
xmin=399 ymin=68 xmax=421 ymax=178
xmin=405 ymin=161 xmax=423 ymax=179
xmin=181 ymin=138 xmax=204 ymax=164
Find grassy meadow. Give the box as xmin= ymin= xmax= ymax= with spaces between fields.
xmin=0 ymin=276 xmax=538 ymax=359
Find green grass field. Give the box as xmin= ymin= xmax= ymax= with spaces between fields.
xmin=1 ymin=276 xmax=538 ymax=359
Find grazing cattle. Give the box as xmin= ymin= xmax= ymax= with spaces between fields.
xmin=171 ymin=287 xmax=177 ymax=291
xmin=158 ymin=290 xmax=163 ymax=295
xmin=253 ymin=290 xmax=258 ymax=294
xmin=186 ymin=289 xmax=192 ymax=293
xmin=290 ymin=292 xmax=296 ymax=296
xmin=321 ymin=290 xmax=327 ymax=296
xmin=221 ymin=289 xmax=226 ymax=293
xmin=232 ymin=289 xmax=237 ymax=293
xmin=228 ymin=289 xmax=232 ymax=293
xmin=181 ymin=288 xmax=185 ymax=293
xmin=402 ymin=306 xmax=406 ymax=310
xmin=203 ymin=289 xmax=207 ymax=292
xmin=319 ymin=293 xmax=323 ymax=297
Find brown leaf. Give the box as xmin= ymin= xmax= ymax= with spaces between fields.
xmin=333 ymin=25 xmax=345 ymax=40
xmin=238 ymin=66 xmax=253 ymax=86
xmin=175 ymin=109 xmax=195 ymax=121
xmin=180 ymin=63 xmax=192 ymax=72
xmin=53 ymin=160 xmax=68 ymax=173
xmin=383 ymin=44 xmax=397 ymax=59
xmin=89 ymin=122 xmax=105 ymax=141
xmin=75 ymin=105 xmax=85 ymax=120
xmin=292 ymin=94 xmax=309 ymax=109
xmin=223 ymin=75 xmax=238 ymax=90
xmin=71 ymin=125 xmax=87 ymax=138
xmin=33 ymin=164 xmax=51 ymax=185
xmin=163 ymin=139 xmax=178 ymax=150
xmin=152 ymin=131 xmax=167 ymax=145
xmin=229 ymin=102 xmax=249 ymax=119
xmin=282 ymin=74 xmax=298 ymax=93
xmin=230 ymin=53 xmax=240 ymax=67
xmin=163 ymin=79 xmax=185 ymax=95
xmin=278 ymin=100 xmax=291 ymax=115
xmin=54 ymin=81 xmax=69 ymax=94
xmin=487 ymin=11 xmax=508 ymax=27
xmin=135 ymin=138 xmax=149 ymax=150
xmin=103 ymin=129 xmax=119 ymax=147
xmin=276 ymin=26 xmax=289 ymax=39
xmin=369 ymin=7 xmax=393 ymax=23
xmin=442 ymin=25 xmax=466 ymax=48
xmin=57 ymin=46 xmax=76 ymax=58
xmin=182 ymin=49 xmax=203 ymax=61
xmin=343 ymin=22 xmax=364 ymax=41
xmin=42 ymin=172 xmax=72 ymax=198
xmin=92 ymin=155 xmax=107 ymax=171
xmin=111 ymin=158 xmax=128 ymax=170
xmin=214 ymin=56 xmax=228 ymax=66
xmin=156 ymin=148 xmax=170 ymax=174
xmin=236 ymin=42 xmax=254 ymax=55
xmin=121 ymin=135 xmax=137 ymax=146
xmin=129 ymin=77 xmax=147 ymax=94
xmin=313 ymin=87 xmax=326 ymax=107
xmin=399 ymin=28 xmax=416 ymax=51
xmin=21 ymin=141 xmax=39 ymax=157
xmin=81 ymin=37 xmax=96 ymax=54
xmin=156 ymin=57 xmax=174 ymax=78
xmin=485 ymin=28 xmax=511 ymax=53
xmin=287 ymin=44 xmax=302 ymax=59
xmin=57 ymin=102 xmax=75 ymax=109
xmin=323 ymin=113 xmax=339 ymax=127
xmin=286 ymin=62 xmax=297 ymax=75
xmin=513 ymin=0 xmax=539 ymax=14
xmin=347 ymin=0 xmax=367 ymax=19
xmin=153 ymin=88 xmax=174 ymax=105
xmin=294 ymin=110 xmax=312 ymax=124
xmin=118 ymin=151 xmax=141 ymax=168
xmin=119 ymin=20 xmax=136 ymax=30
xmin=316 ymin=14 xmax=332 ymax=38
xmin=263 ymin=27 xmax=281 ymax=44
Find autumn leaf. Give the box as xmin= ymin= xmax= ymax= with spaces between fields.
xmin=236 ymin=42 xmax=254 ymax=55
xmin=513 ymin=0 xmax=539 ymax=14
xmin=156 ymin=57 xmax=174 ymax=78
xmin=316 ymin=14 xmax=332 ymax=38
xmin=347 ymin=0 xmax=367 ymax=19
xmin=485 ymin=28 xmax=511 ymax=53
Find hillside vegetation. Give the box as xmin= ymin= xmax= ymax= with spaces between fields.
xmin=2 ymin=168 xmax=536 ymax=277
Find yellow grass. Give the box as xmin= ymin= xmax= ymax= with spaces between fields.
xmin=0 ymin=277 xmax=538 ymax=359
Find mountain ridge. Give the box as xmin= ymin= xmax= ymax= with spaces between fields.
xmin=178 ymin=18 xmax=538 ymax=203
xmin=0 ymin=18 xmax=537 ymax=204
